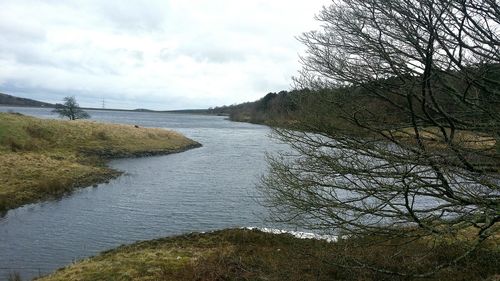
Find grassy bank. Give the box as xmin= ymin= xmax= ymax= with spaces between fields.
xmin=36 ymin=228 xmax=499 ymax=281
xmin=0 ymin=112 xmax=201 ymax=212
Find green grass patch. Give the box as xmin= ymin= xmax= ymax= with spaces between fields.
xmin=0 ymin=112 xmax=200 ymax=212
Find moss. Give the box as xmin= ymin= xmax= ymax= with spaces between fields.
xmin=0 ymin=112 xmax=200 ymax=211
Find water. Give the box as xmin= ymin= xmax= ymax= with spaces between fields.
xmin=0 ymin=106 xmax=286 ymax=280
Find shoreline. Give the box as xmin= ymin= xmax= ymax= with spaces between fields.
xmin=0 ymin=143 xmax=202 ymax=215
xmin=0 ymin=112 xmax=202 ymax=213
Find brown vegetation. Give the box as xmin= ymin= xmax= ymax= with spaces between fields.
xmin=38 ymin=228 xmax=500 ymax=281
xmin=0 ymin=112 xmax=200 ymax=212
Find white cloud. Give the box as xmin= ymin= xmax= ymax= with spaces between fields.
xmin=0 ymin=0 xmax=329 ymax=109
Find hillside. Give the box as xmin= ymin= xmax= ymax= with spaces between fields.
xmin=0 ymin=92 xmax=54 ymax=107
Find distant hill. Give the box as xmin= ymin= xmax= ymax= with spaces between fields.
xmin=133 ymin=108 xmax=158 ymax=112
xmin=0 ymin=93 xmax=54 ymax=107
xmin=165 ymin=109 xmax=211 ymax=114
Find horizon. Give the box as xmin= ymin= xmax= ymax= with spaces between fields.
xmin=0 ymin=91 xmax=255 ymax=111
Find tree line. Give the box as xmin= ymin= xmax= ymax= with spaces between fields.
xmin=210 ymin=63 xmax=499 ymax=139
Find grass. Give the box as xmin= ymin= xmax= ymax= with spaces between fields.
xmin=0 ymin=112 xmax=200 ymax=212
xmin=387 ymin=126 xmax=499 ymax=171
xmin=390 ymin=127 xmax=497 ymax=151
xmin=36 ymin=228 xmax=500 ymax=281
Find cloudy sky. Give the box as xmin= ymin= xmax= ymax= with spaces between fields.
xmin=0 ymin=0 xmax=328 ymax=110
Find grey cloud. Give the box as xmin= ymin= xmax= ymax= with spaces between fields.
xmin=252 ymin=75 xmax=290 ymax=93
xmin=94 ymin=1 xmax=167 ymax=32
xmin=0 ymin=24 xmax=46 ymax=43
xmin=2 ymin=38 xmax=125 ymax=76
xmin=177 ymin=45 xmax=247 ymax=64
xmin=131 ymin=50 xmax=144 ymax=61
xmin=160 ymin=34 xmax=260 ymax=64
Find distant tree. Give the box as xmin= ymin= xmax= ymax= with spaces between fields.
xmin=52 ymin=96 xmax=90 ymax=120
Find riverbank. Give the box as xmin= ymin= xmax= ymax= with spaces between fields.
xmin=0 ymin=112 xmax=201 ymax=212
xmin=36 ymin=228 xmax=499 ymax=281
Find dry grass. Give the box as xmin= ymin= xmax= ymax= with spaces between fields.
xmin=0 ymin=152 xmax=119 ymax=211
xmin=388 ymin=126 xmax=499 ymax=171
xmin=390 ymin=127 xmax=496 ymax=151
xmin=0 ymin=112 xmax=200 ymax=212
xmin=37 ymin=228 xmax=500 ymax=281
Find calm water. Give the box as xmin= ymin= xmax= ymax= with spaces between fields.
xmin=0 ymin=106 xmax=286 ymax=280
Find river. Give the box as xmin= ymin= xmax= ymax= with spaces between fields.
xmin=0 ymin=106 xmax=286 ymax=280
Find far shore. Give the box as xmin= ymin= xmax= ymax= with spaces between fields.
xmin=0 ymin=103 xmax=212 ymax=115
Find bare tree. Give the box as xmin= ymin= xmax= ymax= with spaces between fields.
xmin=260 ymin=0 xmax=499 ymax=277
xmin=53 ymin=96 xmax=90 ymax=120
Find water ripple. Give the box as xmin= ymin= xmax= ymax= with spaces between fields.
xmin=0 ymin=107 xmax=285 ymax=280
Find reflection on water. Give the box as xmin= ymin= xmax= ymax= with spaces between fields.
xmin=0 ymin=106 xmax=286 ymax=280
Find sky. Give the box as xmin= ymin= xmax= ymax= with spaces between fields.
xmin=0 ymin=0 xmax=329 ymax=110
